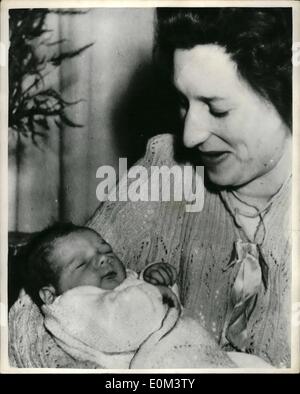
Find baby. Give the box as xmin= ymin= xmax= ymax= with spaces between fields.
xmin=25 ymin=222 xmax=178 ymax=308
xmin=24 ymin=222 xmax=237 ymax=369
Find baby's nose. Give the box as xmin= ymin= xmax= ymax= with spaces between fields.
xmin=93 ymin=255 xmax=110 ymax=270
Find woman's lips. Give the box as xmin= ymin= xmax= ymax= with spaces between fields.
xmin=199 ymin=151 xmax=230 ymax=166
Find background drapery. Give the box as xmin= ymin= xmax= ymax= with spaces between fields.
xmin=9 ymin=8 xmax=177 ymax=232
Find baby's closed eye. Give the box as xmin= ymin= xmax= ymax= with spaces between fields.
xmin=75 ymin=261 xmax=87 ymax=269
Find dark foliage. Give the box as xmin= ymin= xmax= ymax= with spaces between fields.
xmin=9 ymin=8 xmax=93 ymax=143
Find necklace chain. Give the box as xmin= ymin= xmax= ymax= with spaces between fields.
xmin=221 ymin=174 xmax=292 ymax=245
xmin=228 ymin=174 xmax=292 ymax=219
xmin=230 ymin=191 xmax=268 ymax=218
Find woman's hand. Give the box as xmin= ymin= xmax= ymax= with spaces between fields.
xmin=143 ymin=263 xmax=177 ymax=286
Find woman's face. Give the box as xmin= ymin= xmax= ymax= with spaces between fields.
xmin=173 ymin=44 xmax=291 ymax=188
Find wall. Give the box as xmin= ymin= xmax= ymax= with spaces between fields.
xmin=9 ymin=8 xmax=174 ymax=232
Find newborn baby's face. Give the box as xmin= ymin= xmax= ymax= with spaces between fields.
xmin=51 ymin=229 xmax=126 ymax=293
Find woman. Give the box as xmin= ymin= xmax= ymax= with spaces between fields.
xmin=9 ymin=8 xmax=292 ymax=368
xmin=88 ymin=8 xmax=292 ymax=367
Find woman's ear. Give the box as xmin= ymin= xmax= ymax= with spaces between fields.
xmin=39 ymin=285 xmax=56 ymax=305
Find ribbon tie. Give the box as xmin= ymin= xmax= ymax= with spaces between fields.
xmin=220 ymin=239 xmax=268 ymax=351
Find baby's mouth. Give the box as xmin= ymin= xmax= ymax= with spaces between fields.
xmin=102 ymin=270 xmax=117 ymax=280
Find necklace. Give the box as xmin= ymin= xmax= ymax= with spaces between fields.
xmin=229 ymin=191 xmax=266 ymax=219
xmin=228 ymin=173 xmax=292 ymax=219
xmin=221 ymin=174 xmax=292 ymax=244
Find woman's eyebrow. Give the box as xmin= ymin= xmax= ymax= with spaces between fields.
xmin=172 ymin=86 xmax=227 ymax=103
xmin=197 ymin=96 xmax=227 ymax=103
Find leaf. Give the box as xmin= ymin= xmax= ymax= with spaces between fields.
xmin=45 ymin=39 xmax=67 ymax=47
xmin=9 ymin=8 xmax=92 ymax=139
xmin=50 ymin=42 xmax=94 ymax=66
xmin=37 ymin=88 xmax=84 ymax=107
xmin=33 ymin=117 xmax=50 ymax=130
xmin=54 ymin=119 xmax=62 ymax=129
xmin=60 ymin=113 xmax=83 ymax=128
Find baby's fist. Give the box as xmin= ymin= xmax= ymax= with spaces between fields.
xmin=143 ymin=263 xmax=177 ymax=287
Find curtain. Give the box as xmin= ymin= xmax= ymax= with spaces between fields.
xmin=9 ymin=8 xmax=158 ymax=232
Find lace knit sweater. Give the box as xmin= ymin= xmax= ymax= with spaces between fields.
xmin=87 ymin=133 xmax=291 ymax=368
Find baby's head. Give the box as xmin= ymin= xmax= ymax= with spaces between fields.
xmin=25 ymin=223 xmax=126 ymax=306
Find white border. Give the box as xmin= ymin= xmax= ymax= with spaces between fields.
xmin=1 ymin=0 xmax=299 ymax=374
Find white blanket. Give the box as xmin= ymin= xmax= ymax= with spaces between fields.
xmin=42 ymin=272 xmax=235 ymax=369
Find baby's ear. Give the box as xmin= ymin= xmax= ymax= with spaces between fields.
xmin=39 ymin=285 xmax=56 ymax=305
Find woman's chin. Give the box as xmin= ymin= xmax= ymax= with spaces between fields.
xmin=205 ymin=170 xmax=241 ymax=188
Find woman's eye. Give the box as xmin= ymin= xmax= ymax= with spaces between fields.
xmin=210 ymin=108 xmax=229 ymax=118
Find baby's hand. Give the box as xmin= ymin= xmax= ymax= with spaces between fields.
xmin=156 ymin=285 xmax=181 ymax=312
xmin=143 ymin=263 xmax=177 ymax=287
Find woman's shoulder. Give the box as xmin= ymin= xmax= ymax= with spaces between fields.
xmin=146 ymin=133 xmax=175 ymax=151
xmin=141 ymin=133 xmax=178 ymax=167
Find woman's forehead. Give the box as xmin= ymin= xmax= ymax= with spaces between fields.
xmin=173 ymin=44 xmax=242 ymax=98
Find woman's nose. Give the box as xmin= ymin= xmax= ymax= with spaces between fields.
xmin=183 ymin=105 xmax=211 ymax=148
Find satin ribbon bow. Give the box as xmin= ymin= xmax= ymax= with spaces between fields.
xmin=220 ymin=239 xmax=268 ymax=351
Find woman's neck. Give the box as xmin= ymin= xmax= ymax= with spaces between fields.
xmin=233 ymin=137 xmax=292 ymax=209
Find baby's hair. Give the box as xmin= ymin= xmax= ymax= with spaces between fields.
xmin=23 ymin=222 xmax=86 ymax=306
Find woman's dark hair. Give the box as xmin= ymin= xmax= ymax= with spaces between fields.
xmin=155 ymin=8 xmax=292 ymax=128
xmin=23 ymin=222 xmax=84 ymax=306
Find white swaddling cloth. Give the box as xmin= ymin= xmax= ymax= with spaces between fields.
xmin=42 ymin=269 xmax=236 ymax=369
xmin=42 ymin=270 xmax=169 ymax=368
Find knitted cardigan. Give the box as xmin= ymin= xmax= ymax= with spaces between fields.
xmin=87 ymin=133 xmax=291 ymax=368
